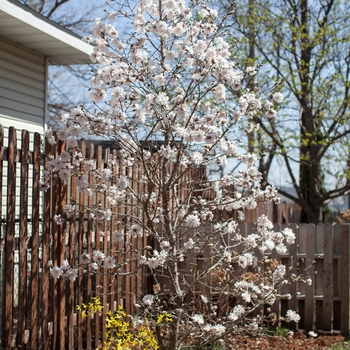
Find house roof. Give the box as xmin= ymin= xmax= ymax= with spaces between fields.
xmin=0 ymin=0 xmax=93 ymax=65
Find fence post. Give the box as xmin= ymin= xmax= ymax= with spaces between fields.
xmin=341 ymin=224 xmax=350 ymax=336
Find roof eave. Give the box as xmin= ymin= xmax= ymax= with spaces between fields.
xmin=0 ymin=0 xmax=93 ymax=65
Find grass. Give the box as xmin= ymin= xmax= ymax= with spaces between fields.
xmin=328 ymin=339 xmax=350 ymax=350
xmin=264 ymin=326 xmax=291 ymax=338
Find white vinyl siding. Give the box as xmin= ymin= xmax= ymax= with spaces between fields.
xmin=0 ymin=38 xmax=46 ymax=128
xmin=0 ymin=38 xmax=46 ymax=223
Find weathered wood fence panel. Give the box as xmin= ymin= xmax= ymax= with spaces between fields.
xmin=0 ymin=127 xmax=147 ymax=349
xmin=254 ymin=223 xmax=350 ymax=334
xmin=0 ymin=126 xmax=349 ymax=349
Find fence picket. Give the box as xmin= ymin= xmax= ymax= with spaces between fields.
xmin=57 ymin=140 xmax=67 ymax=350
xmin=4 ymin=127 xmax=16 ymax=348
xmin=341 ymin=225 xmax=350 ymax=335
xmin=30 ymin=132 xmax=41 ymax=350
xmin=68 ymin=161 xmax=77 ymax=350
xmin=333 ymin=225 xmax=342 ymax=331
xmin=86 ymin=142 xmax=94 ymax=348
xmin=94 ymin=145 xmax=102 ymax=348
xmin=304 ymin=224 xmax=315 ymax=331
xmin=42 ymin=137 xmax=51 ymax=350
xmin=76 ymin=140 xmax=85 ymax=350
xmin=322 ymin=224 xmax=333 ymax=331
xmin=18 ymin=129 xmax=29 ymax=347
xmin=102 ymin=148 xmax=109 ymax=342
xmin=315 ymin=223 xmax=324 ymax=331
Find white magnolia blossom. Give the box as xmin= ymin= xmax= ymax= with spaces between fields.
xmin=191 ymin=314 xmax=204 ymax=324
xmin=228 ymin=305 xmax=245 ymax=321
xmin=286 ymin=310 xmax=301 ymax=323
xmin=273 ymin=92 xmax=284 ymax=103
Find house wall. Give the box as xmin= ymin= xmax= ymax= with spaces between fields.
xmin=0 ymin=38 xmax=46 ymax=223
xmin=0 ymin=37 xmax=46 ymax=134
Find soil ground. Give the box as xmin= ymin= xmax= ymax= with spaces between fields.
xmin=225 ymin=331 xmax=346 ymax=349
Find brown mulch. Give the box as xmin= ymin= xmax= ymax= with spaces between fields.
xmin=225 ymin=331 xmax=345 ymax=349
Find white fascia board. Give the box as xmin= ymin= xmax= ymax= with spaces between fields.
xmin=0 ymin=0 xmax=93 ymax=64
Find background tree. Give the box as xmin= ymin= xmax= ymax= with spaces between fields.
xmin=229 ymin=0 xmax=350 ymax=223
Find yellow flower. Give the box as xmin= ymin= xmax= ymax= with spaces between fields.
xmin=156 ymin=312 xmax=173 ymax=324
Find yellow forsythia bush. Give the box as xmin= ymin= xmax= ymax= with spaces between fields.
xmin=78 ymin=298 xmax=165 ymax=350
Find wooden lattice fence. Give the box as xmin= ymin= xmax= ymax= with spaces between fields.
xmin=0 ymin=126 xmax=349 ymax=349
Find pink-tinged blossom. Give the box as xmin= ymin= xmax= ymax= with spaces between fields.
xmin=39 ymin=181 xmax=50 ymax=192
xmin=45 ymin=128 xmax=56 ymax=145
xmin=93 ymin=250 xmax=105 ymax=262
xmin=107 ymin=11 xmax=116 ymax=21
xmin=147 ymin=257 xmax=160 ymax=269
xmin=142 ymin=294 xmax=154 ymax=307
xmin=66 ymin=137 xmax=77 ymax=148
xmin=89 ymin=262 xmax=98 ymax=271
xmin=80 ymin=253 xmax=90 ymax=265
xmin=100 ymin=168 xmax=112 ymax=182
xmin=244 ymin=197 xmax=257 ymax=210
xmin=50 ymin=266 xmax=63 ymax=279
xmin=214 ymin=84 xmax=226 ymax=100
xmin=104 ymin=256 xmax=116 ymax=269
xmin=185 ymin=214 xmax=200 ymax=228
xmin=67 ymin=269 xmax=78 ymax=281
xmin=58 ymin=167 xmax=71 ymax=182
xmin=57 ymin=128 xmax=69 ymax=141
xmin=85 ymin=159 xmax=96 ymax=171
xmin=63 ymin=204 xmax=75 ymax=217
xmin=68 ymin=124 xmax=81 ymax=137
xmin=54 ymin=215 xmax=64 ymax=225
xmin=266 ymin=109 xmax=277 ymax=118
xmin=191 ymin=151 xmax=203 ymax=165
xmin=246 ymin=66 xmax=257 ymax=75
xmin=184 ymin=238 xmax=194 ymax=250
xmin=116 ymin=176 xmax=128 ymax=190
xmin=130 ymin=224 xmax=143 ymax=237
xmin=160 ymin=240 xmax=171 ymax=250
xmin=76 ymin=175 xmax=89 ymax=191
xmin=140 ymin=255 xmax=147 ymax=264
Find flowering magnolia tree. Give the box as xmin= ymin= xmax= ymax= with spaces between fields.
xmin=44 ymin=0 xmax=304 ymax=348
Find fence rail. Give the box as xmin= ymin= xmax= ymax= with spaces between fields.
xmin=0 ymin=126 xmax=349 ymax=349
